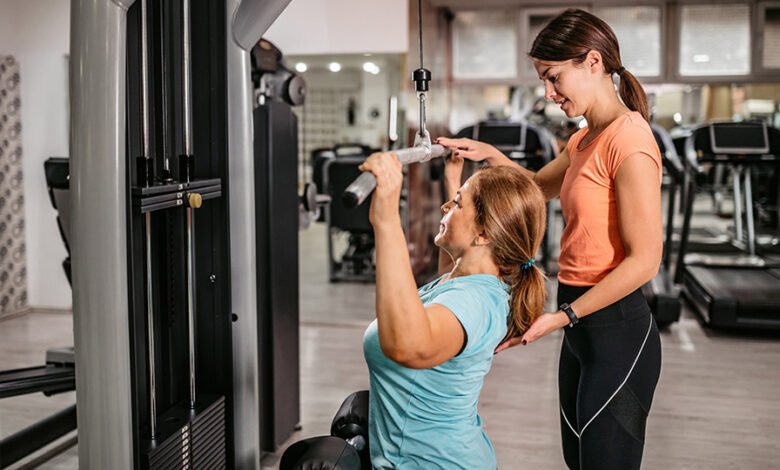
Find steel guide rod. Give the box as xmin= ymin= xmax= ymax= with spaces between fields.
xmin=182 ymin=0 xmax=197 ymax=410
xmin=140 ymin=0 xmax=158 ymax=439
xmin=160 ymin=0 xmax=171 ymax=178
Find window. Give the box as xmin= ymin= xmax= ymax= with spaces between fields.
xmin=595 ymin=6 xmax=662 ymax=77
xmin=453 ymin=11 xmax=517 ymax=79
xmin=520 ymin=11 xmax=564 ymax=77
xmin=679 ymin=4 xmax=751 ymax=76
xmin=762 ymin=5 xmax=780 ymax=68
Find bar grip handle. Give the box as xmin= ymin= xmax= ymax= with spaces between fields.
xmin=342 ymin=172 xmax=377 ymax=208
xmin=341 ymin=144 xmax=449 ymax=208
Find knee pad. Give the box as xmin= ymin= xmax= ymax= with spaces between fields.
xmin=330 ymin=390 xmax=369 ymax=468
xmin=280 ymin=390 xmax=370 ymax=470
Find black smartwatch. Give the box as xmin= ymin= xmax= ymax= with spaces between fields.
xmin=559 ymin=303 xmax=579 ymax=327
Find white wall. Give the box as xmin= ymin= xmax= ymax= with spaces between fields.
xmin=360 ymin=64 xmax=403 ymax=149
xmin=12 ymin=0 xmax=72 ymax=309
xmin=265 ymin=0 xmax=408 ymax=55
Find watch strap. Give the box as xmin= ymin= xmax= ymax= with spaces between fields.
xmin=559 ymin=302 xmax=579 ymax=327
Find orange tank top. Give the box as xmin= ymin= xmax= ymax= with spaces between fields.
xmin=558 ymin=112 xmax=662 ymax=286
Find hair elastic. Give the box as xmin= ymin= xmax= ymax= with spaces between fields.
xmin=520 ymin=258 xmax=536 ymax=271
xmin=616 ymin=66 xmax=626 ymax=75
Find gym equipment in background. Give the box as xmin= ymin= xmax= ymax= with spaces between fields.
xmin=251 ymin=36 xmax=305 ymax=452
xmin=641 ymin=124 xmax=683 ymax=326
xmin=0 ymin=158 xmax=76 ymax=468
xmin=675 ymin=121 xmax=780 ymax=330
xmin=317 ymin=145 xmax=379 ymax=282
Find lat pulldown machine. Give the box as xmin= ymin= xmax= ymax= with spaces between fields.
xmin=70 ymin=0 xmax=295 ymax=467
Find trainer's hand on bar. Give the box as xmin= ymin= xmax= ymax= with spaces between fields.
xmin=436 ymin=137 xmax=502 ymax=163
xmin=359 ymin=152 xmax=403 ymax=228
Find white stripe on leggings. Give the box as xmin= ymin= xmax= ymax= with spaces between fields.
xmin=579 ymin=315 xmax=654 ymax=436
xmin=560 ymin=407 xmax=580 ymax=439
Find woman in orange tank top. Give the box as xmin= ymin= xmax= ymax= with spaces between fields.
xmin=438 ymin=9 xmax=662 ymax=470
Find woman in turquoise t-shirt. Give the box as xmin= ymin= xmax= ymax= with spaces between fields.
xmin=358 ymin=151 xmax=547 ymax=469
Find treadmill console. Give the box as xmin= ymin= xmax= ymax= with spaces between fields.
xmin=474 ymin=122 xmax=527 ymax=154
xmin=709 ymin=122 xmax=769 ymax=155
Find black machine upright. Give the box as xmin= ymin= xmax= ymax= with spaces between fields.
xmin=67 ymin=0 xmax=297 ymax=467
xmin=251 ymin=38 xmax=304 ymax=452
xmin=641 ymin=124 xmax=684 ymax=326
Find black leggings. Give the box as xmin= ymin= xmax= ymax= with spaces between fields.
xmin=557 ymin=283 xmax=662 ymax=470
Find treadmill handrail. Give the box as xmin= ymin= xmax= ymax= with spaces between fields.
xmin=651 ymin=124 xmax=684 ymax=179
xmin=683 ymin=129 xmax=707 ymax=175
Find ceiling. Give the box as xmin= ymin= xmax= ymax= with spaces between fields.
xmin=428 ymin=0 xmax=639 ymax=10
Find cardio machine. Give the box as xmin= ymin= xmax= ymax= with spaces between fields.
xmin=675 ymin=121 xmax=780 ymax=330
xmin=641 ymin=124 xmax=684 ymax=326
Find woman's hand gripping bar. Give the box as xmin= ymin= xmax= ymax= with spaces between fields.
xmin=342 ymin=143 xmax=450 ymax=208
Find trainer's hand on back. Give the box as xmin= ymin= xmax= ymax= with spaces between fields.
xmin=494 ymin=336 xmax=523 ymax=354
xmin=359 ymin=152 xmax=403 ymax=228
xmin=436 ymin=137 xmax=502 ymax=163
xmin=494 ymin=311 xmax=570 ymax=354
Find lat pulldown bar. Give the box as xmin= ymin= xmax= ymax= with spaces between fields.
xmin=341 ymin=144 xmax=449 ymax=208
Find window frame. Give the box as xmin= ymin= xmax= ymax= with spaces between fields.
xmin=516 ymin=6 xmax=591 ymax=85
xmin=450 ymin=9 xmax=523 ymax=83
xmin=755 ymin=0 xmax=780 ymax=76
xmin=446 ymin=0 xmax=780 ymax=86
xmin=591 ymin=2 xmax=667 ymax=83
xmin=671 ymin=0 xmax=757 ymax=83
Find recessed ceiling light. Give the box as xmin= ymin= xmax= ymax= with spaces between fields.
xmin=363 ymin=62 xmax=380 ymax=74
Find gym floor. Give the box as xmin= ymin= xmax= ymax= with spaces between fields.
xmin=2 ymin=221 xmax=780 ymax=469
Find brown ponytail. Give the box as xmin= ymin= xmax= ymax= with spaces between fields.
xmin=471 ymin=167 xmax=547 ymax=341
xmin=616 ymin=69 xmax=650 ymax=122
xmin=529 ymin=8 xmax=650 ymax=122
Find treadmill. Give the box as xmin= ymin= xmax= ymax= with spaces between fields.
xmin=454 ymin=121 xmax=556 ymax=270
xmin=670 ymin=126 xmax=743 ymax=254
xmin=676 ymin=121 xmax=780 ymax=330
xmin=642 ymin=124 xmax=683 ymax=325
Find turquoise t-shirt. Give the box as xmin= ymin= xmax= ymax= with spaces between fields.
xmin=363 ymin=273 xmax=510 ymax=470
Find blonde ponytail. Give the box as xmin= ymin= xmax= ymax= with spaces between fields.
xmin=471 ymin=167 xmax=547 ymax=342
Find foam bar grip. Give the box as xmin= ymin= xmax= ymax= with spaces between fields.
xmin=342 ymin=144 xmax=449 ymax=208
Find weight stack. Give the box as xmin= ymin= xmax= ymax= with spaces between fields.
xmin=142 ymin=395 xmax=226 ymax=469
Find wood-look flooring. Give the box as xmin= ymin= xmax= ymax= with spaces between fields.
xmin=2 ymin=224 xmax=780 ymax=469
